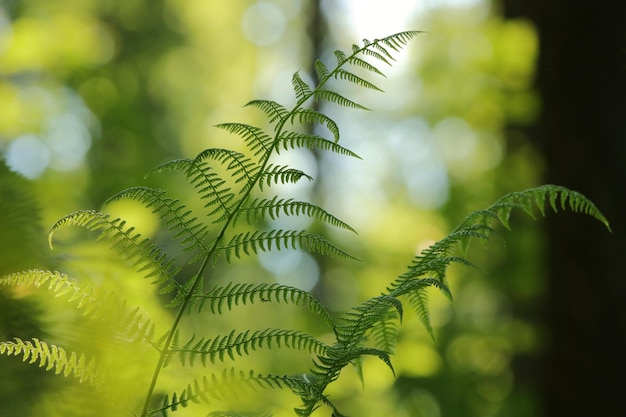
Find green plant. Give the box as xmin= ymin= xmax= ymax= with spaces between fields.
xmin=0 ymin=31 xmax=610 ymax=417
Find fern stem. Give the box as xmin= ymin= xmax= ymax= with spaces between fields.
xmin=139 ymin=33 xmax=416 ymax=417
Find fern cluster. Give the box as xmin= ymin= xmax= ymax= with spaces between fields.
xmin=0 ymin=31 xmax=610 ymax=417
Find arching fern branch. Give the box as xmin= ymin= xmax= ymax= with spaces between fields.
xmin=304 ymin=185 xmax=609 ymax=402
xmin=49 ymin=210 xmax=181 ymax=297
xmin=0 ymin=338 xmax=101 ymax=385
xmin=369 ymin=185 xmax=609 ymax=340
xmin=0 ymin=269 xmax=158 ymax=346
xmin=189 ymin=282 xmax=335 ymax=330
xmin=166 ymin=329 xmax=329 ymax=368
xmin=150 ymin=369 xmax=339 ymax=417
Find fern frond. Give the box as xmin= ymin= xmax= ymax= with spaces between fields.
xmin=191 ymin=282 xmax=334 ymax=329
xmin=216 ymin=123 xmax=273 ymax=157
xmin=0 ymin=269 xmax=158 ymax=345
xmin=314 ymin=89 xmax=369 ymax=110
xmin=335 ymin=295 xmax=403 ymax=345
xmin=0 ymin=338 xmax=101 ymax=384
xmin=257 ymin=164 xmax=313 ymax=190
xmin=148 ymin=158 xmax=237 ymax=222
xmin=387 ymin=184 xmax=609 ymax=338
xmin=49 ymin=210 xmax=180 ymax=295
xmin=313 ymin=59 xmax=330 ymax=83
xmin=344 ymin=55 xmax=386 ymax=77
xmin=172 ymin=329 xmax=329 ymax=367
xmin=482 ymin=184 xmax=611 ymax=231
xmin=220 ymin=230 xmax=357 ymax=262
xmin=368 ymin=310 xmax=400 ymax=354
xmin=289 ymin=108 xmax=340 ymax=143
xmin=311 ymin=344 xmax=395 ymax=396
xmin=334 ymin=69 xmax=383 ymax=92
xmin=194 ymin=148 xmax=260 ymax=190
xmin=277 ymin=131 xmax=359 ymax=158
xmin=361 ymin=47 xmax=393 ymax=66
xmin=234 ymin=196 xmax=356 ymax=233
xmin=245 ymin=100 xmax=289 ymax=124
xmin=292 ymin=72 xmax=313 ymax=102
xmin=105 ymin=187 xmax=210 ymax=254
xmin=151 ymin=369 xmax=338 ymax=416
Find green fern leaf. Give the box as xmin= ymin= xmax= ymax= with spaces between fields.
xmin=0 ymin=270 xmax=159 ymax=345
xmin=257 ymin=164 xmax=313 ymax=190
xmin=193 ymin=148 xmax=260 ymax=189
xmin=334 ymin=69 xmax=383 ymax=92
xmin=335 ymin=295 xmax=403 ymax=345
xmin=148 ymin=158 xmax=237 ymax=222
xmin=292 ymin=72 xmax=313 ymax=101
xmin=0 ymin=338 xmax=101 ymax=384
xmin=105 ymin=186 xmax=210 ymax=253
xmin=216 ymin=123 xmax=273 ymax=156
xmin=313 ymin=59 xmax=330 ymax=83
xmin=333 ymin=49 xmax=346 ymax=65
xmin=345 ymin=55 xmax=386 ymax=77
xmin=289 ymin=108 xmax=340 ymax=143
xmin=234 ymin=196 xmax=356 ymax=233
xmin=277 ymin=131 xmax=359 ymax=158
xmin=220 ymin=230 xmax=356 ymax=262
xmin=49 ymin=211 xmax=180 ymax=295
xmin=152 ymin=369 xmax=338 ymax=416
xmin=314 ymin=89 xmax=369 ymax=110
xmin=245 ymin=100 xmax=289 ymax=124
xmin=191 ymin=282 xmax=335 ymax=329
xmin=173 ymin=329 xmax=329 ymax=367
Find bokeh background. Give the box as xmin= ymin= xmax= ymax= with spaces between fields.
xmin=1 ymin=0 xmax=624 ymax=416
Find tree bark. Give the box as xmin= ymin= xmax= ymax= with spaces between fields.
xmin=504 ymin=1 xmax=626 ymax=415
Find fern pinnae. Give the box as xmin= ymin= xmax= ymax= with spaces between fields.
xmin=257 ymin=164 xmax=313 ymax=190
xmin=313 ymin=89 xmax=370 ymax=110
xmin=193 ymin=148 xmax=260 ymax=188
xmin=49 ymin=210 xmax=181 ymax=294
xmin=0 ymin=338 xmax=101 ymax=385
xmin=334 ymin=69 xmax=383 ymax=92
xmin=172 ymin=329 xmax=329 ymax=367
xmin=191 ymin=282 xmax=335 ymax=330
xmin=288 ymin=108 xmax=341 ymax=143
xmin=216 ymin=123 xmax=274 ymax=157
xmin=105 ymin=186 xmax=210 ymax=253
xmin=244 ymin=100 xmax=290 ymax=125
xmin=221 ymin=230 xmax=357 ymax=263
xmin=234 ymin=196 xmax=356 ymax=233
xmin=277 ymin=131 xmax=359 ymax=158
xmin=292 ymin=72 xmax=313 ymax=102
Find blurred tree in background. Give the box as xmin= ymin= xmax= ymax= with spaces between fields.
xmin=0 ymin=0 xmax=620 ymax=416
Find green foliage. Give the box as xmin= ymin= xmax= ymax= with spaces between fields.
xmin=0 ymin=31 xmax=610 ymax=417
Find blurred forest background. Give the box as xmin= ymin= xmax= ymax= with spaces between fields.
xmin=0 ymin=0 xmax=623 ymax=416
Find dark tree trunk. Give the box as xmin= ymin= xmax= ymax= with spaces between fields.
xmin=504 ymin=1 xmax=626 ymax=416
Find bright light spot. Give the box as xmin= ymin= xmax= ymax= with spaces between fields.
xmin=433 ymin=117 xmax=476 ymax=161
xmin=269 ymin=148 xmax=317 ymax=200
xmin=389 ymin=118 xmax=450 ymax=208
xmin=396 ymin=341 xmax=442 ymax=377
xmin=104 ymin=199 xmax=160 ymax=239
xmin=334 ymin=0 xmax=419 ymax=39
xmin=241 ymin=1 xmax=286 ymax=46
xmin=259 ymin=250 xmax=302 ymax=275
xmin=46 ymin=113 xmax=92 ymax=171
xmin=260 ymin=250 xmax=320 ymax=291
xmin=5 ymin=134 xmax=50 ymax=179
